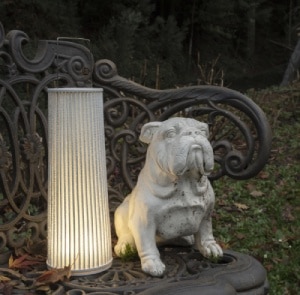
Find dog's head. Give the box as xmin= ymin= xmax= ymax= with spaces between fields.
xmin=140 ymin=117 xmax=214 ymax=177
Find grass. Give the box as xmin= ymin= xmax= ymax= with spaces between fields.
xmin=212 ymin=84 xmax=300 ymax=295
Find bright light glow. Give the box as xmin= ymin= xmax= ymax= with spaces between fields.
xmin=47 ymin=88 xmax=112 ymax=275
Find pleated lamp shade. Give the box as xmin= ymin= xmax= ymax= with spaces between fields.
xmin=47 ymin=88 xmax=112 ymax=275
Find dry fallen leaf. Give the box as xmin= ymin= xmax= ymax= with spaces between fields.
xmin=218 ymin=241 xmax=230 ymax=249
xmin=217 ymin=198 xmax=227 ymax=206
xmin=35 ymin=285 xmax=51 ymax=292
xmin=9 ymin=254 xmax=43 ymax=270
xmin=0 ymin=275 xmax=11 ymax=282
xmin=264 ymin=264 xmax=273 ymax=271
xmin=234 ymin=202 xmax=249 ymax=211
xmin=35 ymin=265 xmax=71 ymax=285
xmin=235 ymin=233 xmax=245 ymax=240
xmin=282 ymin=205 xmax=295 ymax=222
xmin=258 ymin=171 xmax=269 ymax=179
xmin=250 ymin=190 xmax=264 ymax=197
xmin=246 ymin=183 xmax=256 ymax=192
xmin=14 ymin=240 xmax=47 ymax=259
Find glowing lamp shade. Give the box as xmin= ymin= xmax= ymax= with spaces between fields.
xmin=47 ymin=88 xmax=112 ymax=275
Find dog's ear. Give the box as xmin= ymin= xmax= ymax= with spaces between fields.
xmin=140 ymin=122 xmax=162 ymax=144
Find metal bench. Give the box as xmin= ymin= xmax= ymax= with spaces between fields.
xmin=0 ymin=22 xmax=271 ymax=294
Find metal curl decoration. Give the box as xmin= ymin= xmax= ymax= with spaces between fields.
xmin=39 ymin=219 xmax=48 ymax=239
xmin=104 ymin=99 xmax=130 ymax=127
xmin=7 ymin=227 xmax=27 ymax=248
xmin=123 ymin=130 xmax=139 ymax=145
xmin=105 ymin=125 xmax=116 ymax=139
xmin=106 ymin=155 xmax=116 ymax=176
xmin=6 ymin=30 xmax=55 ymax=73
xmin=223 ymin=150 xmax=247 ymax=174
xmin=110 ymin=129 xmax=138 ymax=163
xmin=0 ymin=134 xmax=10 ymax=169
xmin=65 ymin=55 xmax=92 ymax=86
xmin=63 ymin=249 xmax=186 ymax=293
xmin=108 ymin=187 xmax=126 ymax=213
xmin=104 ymin=97 xmax=158 ymax=190
xmin=104 ymin=97 xmax=156 ymax=128
xmin=94 ymin=59 xmax=118 ymax=82
xmin=25 ymin=221 xmax=40 ymax=241
xmin=0 ymin=232 xmax=7 ymax=251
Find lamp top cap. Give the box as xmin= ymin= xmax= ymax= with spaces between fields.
xmin=47 ymin=88 xmax=103 ymax=93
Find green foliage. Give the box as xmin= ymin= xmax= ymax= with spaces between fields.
xmin=118 ymin=243 xmax=139 ymax=262
xmin=213 ymin=85 xmax=300 ymax=294
xmin=198 ymin=0 xmax=238 ymax=40
xmin=94 ymin=5 xmax=187 ymax=88
xmin=0 ymin=0 xmax=79 ymax=39
xmin=12 ymin=229 xmax=32 ymax=243
xmin=95 ymin=8 xmax=143 ymax=78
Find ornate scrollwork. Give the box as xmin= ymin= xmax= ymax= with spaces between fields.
xmin=0 ymin=22 xmax=272 ymax=251
xmin=59 ymin=249 xmax=267 ymax=294
xmin=0 ymin=249 xmax=268 ymax=294
xmin=97 ymin=62 xmax=272 ymax=195
xmin=0 ymin=23 xmax=95 ymax=249
xmin=94 ymin=59 xmax=118 ymax=82
xmin=0 ymin=134 xmax=10 ymax=169
xmin=20 ymin=133 xmax=44 ymax=163
xmin=5 ymin=29 xmax=93 ymax=86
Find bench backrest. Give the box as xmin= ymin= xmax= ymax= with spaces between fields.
xmin=0 ymin=23 xmax=272 ymax=250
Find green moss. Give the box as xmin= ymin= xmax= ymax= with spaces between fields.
xmin=119 ymin=244 xmax=139 ymax=262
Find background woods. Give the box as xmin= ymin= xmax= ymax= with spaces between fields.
xmin=0 ymin=0 xmax=299 ymax=89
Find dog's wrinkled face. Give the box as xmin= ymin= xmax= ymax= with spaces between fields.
xmin=140 ymin=118 xmax=214 ymax=177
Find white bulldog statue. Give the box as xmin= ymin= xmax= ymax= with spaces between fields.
xmin=114 ymin=117 xmax=223 ymax=277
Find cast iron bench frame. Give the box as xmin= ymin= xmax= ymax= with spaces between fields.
xmin=0 ymin=23 xmax=271 ymax=294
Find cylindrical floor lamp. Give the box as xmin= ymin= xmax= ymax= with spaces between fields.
xmin=47 ymin=88 xmax=112 ymax=275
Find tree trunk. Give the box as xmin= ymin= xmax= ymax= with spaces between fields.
xmin=247 ymin=3 xmax=256 ymax=58
xmin=188 ymin=0 xmax=196 ymax=73
xmin=281 ymin=38 xmax=300 ymax=86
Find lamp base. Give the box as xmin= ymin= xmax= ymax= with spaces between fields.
xmin=47 ymin=258 xmax=113 ymax=276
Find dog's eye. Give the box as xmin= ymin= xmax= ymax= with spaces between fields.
xmin=165 ymin=129 xmax=177 ymax=138
xmin=199 ymin=128 xmax=208 ymax=137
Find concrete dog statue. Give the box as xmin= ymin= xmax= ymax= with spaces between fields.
xmin=114 ymin=117 xmax=223 ymax=277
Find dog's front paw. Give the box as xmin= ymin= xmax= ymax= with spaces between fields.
xmin=198 ymin=240 xmax=223 ymax=258
xmin=141 ymin=257 xmax=166 ymax=277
